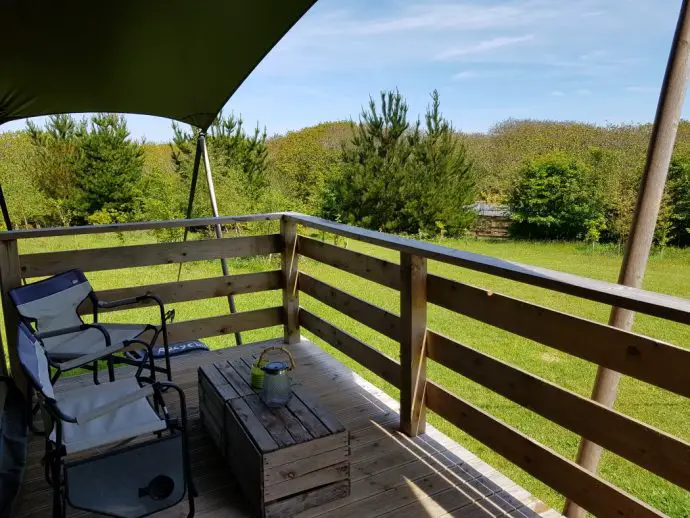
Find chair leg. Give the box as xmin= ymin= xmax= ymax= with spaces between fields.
xmin=51 ymin=457 xmax=63 ymax=518
xmin=107 ymin=357 xmax=115 ymax=382
xmin=92 ymin=362 xmax=100 ymax=385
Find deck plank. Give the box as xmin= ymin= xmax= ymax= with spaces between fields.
xmin=12 ymin=337 xmax=556 ymax=518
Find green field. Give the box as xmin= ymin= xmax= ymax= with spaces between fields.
xmin=10 ymin=229 xmax=690 ymax=516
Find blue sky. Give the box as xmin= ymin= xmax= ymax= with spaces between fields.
xmin=1 ymin=0 xmax=685 ymax=142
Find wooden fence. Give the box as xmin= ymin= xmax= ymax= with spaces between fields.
xmin=1 ymin=212 xmax=689 ymax=517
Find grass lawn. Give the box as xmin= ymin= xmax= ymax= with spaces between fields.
xmin=9 ymin=228 xmax=690 ymax=516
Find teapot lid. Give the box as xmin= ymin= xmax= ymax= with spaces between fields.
xmin=263 ymin=361 xmax=289 ymax=374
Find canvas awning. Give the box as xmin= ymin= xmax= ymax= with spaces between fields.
xmin=0 ymin=0 xmax=316 ymax=130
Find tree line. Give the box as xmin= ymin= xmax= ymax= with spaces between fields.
xmin=1 ymin=89 xmax=690 ymax=247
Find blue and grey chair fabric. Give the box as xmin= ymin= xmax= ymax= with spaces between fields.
xmin=10 ymin=269 xmax=173 ymax=383
xmin=17 ymin=323 xmax=195 ymax=517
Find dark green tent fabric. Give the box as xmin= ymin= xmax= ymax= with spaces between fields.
xmin=0 ymin=0 xmax=316 ymax=130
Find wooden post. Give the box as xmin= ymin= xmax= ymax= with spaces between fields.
xmin=0 ymin=239 xmax=24 ymax=384
xmin=281 ymin=217 xmax=299 ymax=345
xmin=400 ymin=252 xmax=427 ymax=437
xmin=566 ymin=1 xmax=690 ymax=516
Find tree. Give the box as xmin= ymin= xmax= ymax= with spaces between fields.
xmin=324 ymin=89 xmax=415 ymax=231
xmin=508 ymin=152 xmax=605 ymax=240
xmin=404 ymin=90 xmax=476 ymax=235
xmin=171 ymin=112 xmax=270 ymax=216
xmin=267 ymin=121 xmax=349 ymax=213
xmin=0 ymin=132 xmax=48 ymax=228
xmin=324 ymin=89 xmax=476 ymax=236
xmin=666 ymin=156 xmax=690 ymax=247
xmin=27 ymin=114 xmax=86 ymax=225
xmin=71 ymin=114 xmax=144 ymax=223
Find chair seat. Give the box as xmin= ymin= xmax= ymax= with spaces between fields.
xmin=51 ymin=378 xmax=166 ymax=454
xmin=43 ymin=323 xmax=150 ymax=359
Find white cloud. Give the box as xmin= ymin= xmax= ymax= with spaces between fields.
xmin=575 ymin=88 xmax=592 ymax=95
xmin=437 ymin=34 xmax=536 ymax=60
xmin=551 ymin=90 xmax=565 ymax=96
xmin=452 ymin=70 xmax=481 ymax=81
xmin=626 ymin=86 xmax=658 ymax=93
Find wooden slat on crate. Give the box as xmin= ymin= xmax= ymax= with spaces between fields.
xmin=264 ymin=480 xmax=350 ymax=518
xmin=244 ymin=394 xmax=296 ymax=448
xmin=216 ymin=360 xmax=254 ymax=397
xmin=264 ymin=460 xmax=349 ymax=501
xmin=228 ymin=398 xmax=280 ymax=454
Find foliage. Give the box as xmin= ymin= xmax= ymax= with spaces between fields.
xmin=71 ymin=114 xmax=144 ymax=222
xmin=0 ymin=132 xmax=47 ymax=228
xmin=171 ymin=112 xmax=272 ymax=217
xmin=666 ymin=156 xmax=690 ymax=247
xmin=508 ymin=152 xmax=605 ymax=240
xmin=324 ymin=89 xmax=476 ymax=236
xmin=266 ymin=121 xmax=350 ymax=213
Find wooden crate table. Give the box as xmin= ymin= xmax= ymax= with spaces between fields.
xmin=198 ymin=355 xmax=350 ymax=517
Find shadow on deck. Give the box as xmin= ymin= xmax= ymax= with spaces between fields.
xmin=13 ymin=338 xmax=558 ymax=518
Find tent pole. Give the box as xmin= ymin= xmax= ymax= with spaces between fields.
xmin=0 ymin=185 xmax=13 ymax=231
xmin=176 ymin=134 xmax=204 ymax=282
xmin=201 ymin=135 xmax=243 ymax=346
xmin=565 ymin=1 xmax=690 ymax=516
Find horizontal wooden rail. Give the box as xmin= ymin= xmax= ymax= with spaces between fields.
xmin=0 ymin=213 xmax=284 ymax=241
xmin=289 ymin=213 xmax=690 ymax=325
xmin=80 ymin=271 xmax=281 ymax=315
xmin=20 ymin=234 xmax=281 ymax=278
xmin=298 ymin=273 xmax=401 ymax=341
xmin=427 ymin=273 xmax=690 ymax=398
xmin=299 ymin=308 xmax=401 ymax=388
xmin=298 ymin=236 xmax=400 ymax=290
xmin=425 ymin=382 xmax=663 ymax=518
xmin=159 ymin=306 xmax=283 ymax=345
xmin=426 ymin=331 xmax=690 ymax=490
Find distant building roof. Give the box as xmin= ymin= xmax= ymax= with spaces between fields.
xmin=471 ymin=203 xmax=510 ymax=217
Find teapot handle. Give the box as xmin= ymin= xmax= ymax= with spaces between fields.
xmin=257 ymin=346 xmax=296 ymax=370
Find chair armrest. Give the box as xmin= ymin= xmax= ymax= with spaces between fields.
xmin=75 ymin=384 xmax=155 ymax=423
xmin=53 ymin=341 xmax=127 ymax=371
xmin=35 ymin=323 xmax=111 ymax=347
xmin=98 ymin=294 xmax=162 ymax=309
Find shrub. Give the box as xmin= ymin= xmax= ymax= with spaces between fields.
xmin=509 ymin=152 xmax=605 ymax=240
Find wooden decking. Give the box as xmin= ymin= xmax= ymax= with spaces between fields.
xmin=13 ymin=338 xmax=560 ymax=518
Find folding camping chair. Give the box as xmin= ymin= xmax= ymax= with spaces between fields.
xmin=16 ymin=323 xmax=195 ymax=518
xmin=9 ymin=269 xmax=174 ymax=385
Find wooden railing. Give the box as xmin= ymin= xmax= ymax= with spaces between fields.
xmin=0 ymin=214 xmax=285 ymax=378
xmin=287 ymin=213 xmax=690 ymax=518
xmin=1 ymin=212 xmax=690 ymax=517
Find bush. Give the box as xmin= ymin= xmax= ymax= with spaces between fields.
xmin=509 ymin=152 xmax=605 ymax=240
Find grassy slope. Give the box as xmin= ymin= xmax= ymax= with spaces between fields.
xmin=12 ymin=231 xmax=690 ymax=516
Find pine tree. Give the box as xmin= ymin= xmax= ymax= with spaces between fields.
xmin=72 ymin=114 xmax=144 ymax=222
xmin=406 ymin=90 xmax=476 ymax=235
xmin=325 ymin=89 xmax=476 ymax=236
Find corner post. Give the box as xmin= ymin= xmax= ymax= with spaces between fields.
xmin=0 ymin=239 xmax=24 ymax=384
xmin=281 ymin=216 xmax=300 ymax=345
xmin=400 ymin=252 xmax=427 ymax=437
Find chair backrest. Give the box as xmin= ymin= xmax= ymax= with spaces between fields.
xmin=16 ymin=323 xmax=55 ymax=401
xmin=9 ymin=270 xmax=93 ymax=333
